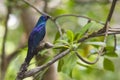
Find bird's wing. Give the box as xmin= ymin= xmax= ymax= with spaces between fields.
xmin=28 ymin=24 xmax=45 ymax=49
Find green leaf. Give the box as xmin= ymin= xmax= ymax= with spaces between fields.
xmin=105 ymin=51 xmax=118 ymax=57
xmin=85 ymin=42 xmax=106 ymax=46
xmin=74 ymin=33 xmax=79 ymax=41
xmin=58 ymin=59 xmax=64 ymax=72
xmin=78 ymin=22 xmax=93 ymax=38
xmin=58 ymin=53 xmax=77 ymax=77
xmin=54 ymin=31 xmax=60 ymax=43
xmin=66 ymin=30 xmax=74 ymax=42
xmin=72 ymin=43 xmax=80 ymax=49
xmin=56 ymin=40 xmax=69 ymax=45
xmin=105 ymin=47 xmax=118 ymax=57
xmin=88 ymin=21 xmax=103 ymax=34
xmin=39 ymin=50 xmax=48 ymax=55
xmin=53 ymin=45 xmax=69 ymax=49
xmin=77 ymin=21 xmax=103 ymax=40
xmin=103 ymin=58 xmax=114 ymax=71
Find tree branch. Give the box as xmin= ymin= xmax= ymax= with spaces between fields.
xmin=53 ymin=14 xmax=104 ymax=25
xmin=106 ymin=0 xmax=117 ymax=23
xmin=1 ymin=4 xmax=11 ymax=80
xmin=16 ymin=0 xmax=119 ymax=80
xmin=22 ymin=0 xmax=62 ymax=37
xmin=1 ymin=4 xmax=11 ymax=64
xmin=23 ymin=0 xmax=50 ymax=17
xmin=78 ymin=0 xmax=118 ymax=43
xmin=75 ymin=52 xmax=100 ymax=64
xmin=16 ymin=49 xmax=70 ymax=79
xmin=24 ymin=49 xmax=70 ymax=78
xmin=78 ymin=30 xmax=120 ymax=43
xmin=96 ymin=0 xmax=117 ymax=55
xmin=16 ymin=42 xmax=54 ymax=80
xmin=98 ymin=0 xmax=117 ymax=33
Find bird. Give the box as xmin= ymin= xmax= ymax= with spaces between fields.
xmin=24 ymin=15 xmax=49 ymax=65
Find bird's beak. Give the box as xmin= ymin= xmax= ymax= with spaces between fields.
xmin=47 ymin=16 xmax=50 ymax=19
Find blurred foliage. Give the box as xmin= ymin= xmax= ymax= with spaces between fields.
xmin=0 ymin=0 xmax=120 ymax=80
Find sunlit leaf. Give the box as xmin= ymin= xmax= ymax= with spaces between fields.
xmin=66 ymin=30 xmax=74 ymax=42
xmin=85 ymin=42 xmax=106 ymax=46
xmin=58 ymin=53 xmax=77 ymax=77
xmin=74 ymin=33 xmax=80 ymax=41
xmin=56 ymin=40 xmax=69 ymax=45
xmin=54 ymin=31 xmax=60 ymax=43
xmin=88 ymin=21 xmax=103 ymax=34
xmin=58 ymin=59 xmax=64 ymax=72
xmin=103 ymin=58 xmax=114 ymax=71
xmin=105 ymin=51 xmax=118 ymax=57
xmin=39 ymin=50 xmax=48 ymax=55
xmin=72 ymin=43 xmax=80 ymax=49
xmin=53 ymin=45 xmax=69 ymax=49
xmin=78 ymin=22 xmax=93 ymax=39
xmin=105 ymin=46 xmax=118 ymax=57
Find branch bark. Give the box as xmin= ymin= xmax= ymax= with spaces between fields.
xmin=16 ymin=42 xmax=54 ymax=80
xmin=98 ymin=0 xmax=117 ymax=32
xmin=24 ymin=49 xmax=70 ymax=78
xmin=1 ymin=5 xmax=11 ymax=80
xmin=15 ymin=0 xmax=119 ymax=80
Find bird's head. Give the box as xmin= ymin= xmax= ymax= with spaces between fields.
xmin=36 ymin=15 xmax=50 ymax=26
xmin=40 ymin=15 xmax=50 ymax=21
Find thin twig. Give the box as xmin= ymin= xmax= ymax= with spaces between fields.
xmin=22 ymin=0 xmax=62 ymax=37
xmin=78 ymin=0 xmax=118 ymax=43
xmin=22 ymin=0 xmax=51 ymax=17
xmin=54 ymin=14 xmax=104 ymax=25
xmin=98 ymin=0 xmax=117 ymax=32
xmin=105 ymin=0 xmax=117 ymax=24
xmin=75 ymin=52 xmax=100 ymax=64
xmin=16 ymin=42 xmax=53 ymax=80
xmin=16 ymin=49 xmax=70 ymax=79
xmin=16 ymin=29 xmax=120 ymax=79
xmin=78 ymin=31 xmax=120 ymax=43
xmin=100 ymin=22 xmax=110 ymax=55
xmin=53 ymin=14 xmax=105 ymax=37
xmin=16 ymin=0 xmax=119 ymax=79
xmin=53 ymin=21 xmax=63 ymax=37
xmin=1 ymin=6 xmax=11 ymax=63
xmin=108 ymin=28 xmax=120 ymax=32
xmin=77 ymin=61 xmax=93 ymax=69
xmin=109 ymin=27 xmax=120 ymax=29
xmin=104 ymin=22 xmax=110 ymax=44
xmin=1 ymin=5 xmax=11 ymax=80
xmin=98 ymin=0 xmax=117 ymax=55
xmin=25 ymin=49 xmax=70 ymax=77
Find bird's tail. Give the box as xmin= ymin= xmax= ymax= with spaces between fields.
xmin=25 ymin=49 xmax=34 ymax=65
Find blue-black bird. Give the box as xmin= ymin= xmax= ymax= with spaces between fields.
xmin=25 ymin=15 xmax=49 ymax=65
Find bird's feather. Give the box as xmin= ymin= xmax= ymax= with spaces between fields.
xmin=25 ymin=15 xmax=49 ymax=64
